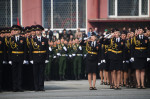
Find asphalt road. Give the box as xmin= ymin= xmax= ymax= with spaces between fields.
xmin=0 ymin=80 xmax=150 ymax=99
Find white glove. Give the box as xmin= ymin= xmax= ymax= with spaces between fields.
xmin=3 ymin=61 xmax=7 ymax=64
xmin=30 ymin=60 xmax=34 ymax=64
xmin=130 ymin=57 xmax=134 ymax=62
xmin=53 ymin=56 xmax=56 ymax=58
xmin=45 ymin=60 xmax=49 ymax=63
xmin=98 ymin=63 xmax=101 ymax=66
xmin=123 ymin=61 xmax=126 ymax=63
xmin=49 ymin=47 xmax=52 ymax=51
xmin=101 ymin=60 xmax=106 ymax=63
xmin=23 ymin=60 xmax=28 ymax=64
xmin=104 ymin=34 xmax=109 ymax=38
xmin=8 ymin=61 xmax=12 ymax=65
xmin=147 ymin=58 xmax=150 ymax=62
xmin=72 ymin=54 xmax=76 ymax=56
xmin=63 ymin=46 xmax=67 ymax=51
xmin=57 ymin=53 xmax=61 ymax=56
xmin=126 ymin=60 xmax=129 ymax=63
xmin=79 ymin=46 xmax=82 ymax=50
xmin=84 ymin=54 xmax=87 ymax=57
xmin=84 ymin=38 xmax=88 ymax=40
xmin=69 ymin=55 xmax=72 ymax=57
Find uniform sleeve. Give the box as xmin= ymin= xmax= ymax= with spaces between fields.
xmin=23 ymin=38 xmax=27 ymax=60
xmin=45 ymin=38 xmax=49 ymax=60
xmin=29 ymin=38 xmax=33 ymax=61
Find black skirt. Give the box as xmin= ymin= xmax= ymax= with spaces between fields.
xmin=122 ymin=63 xmax=129 ymax=72
xmin=110 ymin=60 xmax=123 ymax=71
xmin=86 ymin=55 xmax=98 ymax=73
xmin=133 ymin=57 xmax=147 ymax=70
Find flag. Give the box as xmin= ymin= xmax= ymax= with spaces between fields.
xmin=17 ymin=17 xmax=20 ymax=26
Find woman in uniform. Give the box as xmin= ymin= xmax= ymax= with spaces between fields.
xmin=86 ymin=32 xmax=99 ymax=90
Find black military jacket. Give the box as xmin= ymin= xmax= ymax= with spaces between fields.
xmin=30 ymin=36 xmax=49 ymax=62
xmin=9 ymin=36 xmax=27 ymax=62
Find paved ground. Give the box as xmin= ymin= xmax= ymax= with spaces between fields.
xmin=0 ymin=80 xmax=150 ymax=99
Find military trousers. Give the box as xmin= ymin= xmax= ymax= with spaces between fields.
xmin=59 ymin=56 xmax=66 ymax=76
xmin=73 ymin=56 xmax=82 ymax=76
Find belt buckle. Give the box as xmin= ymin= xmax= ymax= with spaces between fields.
xmin=39 ymin=51 xmax=40 ymax=53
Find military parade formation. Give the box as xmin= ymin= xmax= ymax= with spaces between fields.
xmin=0 ymin=25 xmax=150 ymax=92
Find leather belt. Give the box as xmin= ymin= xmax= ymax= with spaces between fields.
xmin=88 ymin=51 xmax=97 ymax=55
xmin=135 ymin=47 xmax=147 ymax=50
xmin=111 ymin=50 xmax=122 ymax=54
xmin=32 ymin=51 xmax=46 ymax=53
xmin=12 ymin=51 xmax=24 ymax=54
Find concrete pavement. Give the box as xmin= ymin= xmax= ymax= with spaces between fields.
xmin=0 ymin=80 xmax=150 ymax=99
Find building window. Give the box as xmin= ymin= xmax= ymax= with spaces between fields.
xmin=0 ymin=0 xmax=11 ymax=27
xmin=0 ymin=0 xmax=21 ymax=27
xmin=109 ymin=0 xmax=149 ymax=17
xmin=43 ymin=0 xmax=86 ymax=31
xmin=12 ymin=0 xmax=21 ymax=25
xmin=43 ymin=0 xmax=51 ymax=28
xmin=53 ymin=0 xmax=76 ymax=28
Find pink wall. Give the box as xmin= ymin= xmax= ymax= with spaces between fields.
xmin=87 ymin=0 xmax=99 ymax=31
xmin=22 ymin=0 xmax=42 ymax=27
xmin=149 ymin=1 xmax=150 ymax=17
xmin=99 ymin=0 xmax=108 ymax=18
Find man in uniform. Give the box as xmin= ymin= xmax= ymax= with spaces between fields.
xmin=0 ymin=28 xmax=6 ymax=92
xmin=30 ymin=25 xmax=49 ymax=91
xmin=45 ymin=40 xmax=53 ymax=81
xmin=72 ymin=38 xmax=83 ymax=80
xmin=8 ymin=25 xmax=28 ymax=92
xmin=57 ymin=38 xmax=67 ymax=80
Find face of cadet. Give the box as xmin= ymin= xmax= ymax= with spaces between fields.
xmin=36 ymin=30 xmax=42 ymax=36
xmin=31 ymin=31 xmax=36 ymax=36
xmin=64 ymin=40 xmax=68 ymax=45
xmin=115 ymin=31 xmax=120 ymax=38
xmin=91 ymin=36 xmax=96 ymax=41
xmin=127 ymin=33 xmax=131 ymax=39
xmin=121 ymin=34 xmax=126 ymax=40
xmin=57 ymin=40 xmax=60 ymax=44
xmin=14 ymin=30 xmax=20 ymax=35
xmin=138 ymin=29 xmax=143 ymax=35
xmin=61 ymin=39 xmax=64 ymax=44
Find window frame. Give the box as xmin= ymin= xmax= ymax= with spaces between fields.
xmin=42 ymin=0 xmax=87 ymax=32
xmin=108 ymin=0 xmax=149 ymax=18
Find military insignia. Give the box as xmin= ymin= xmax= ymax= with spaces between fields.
xmin=0 ymin=41 xmax=1 ymax=44
xmin=34 ymin=42 xmax=37 ymax=46
xmin=42 ymin=42 xmax=45 ymax=45
xmin=12 ymin=41 xmax=14 ymax=44
xmin=145 ymin=40 xmax=148 ymax=43
xmin=20 ymin=40 xmax=23 ymax=43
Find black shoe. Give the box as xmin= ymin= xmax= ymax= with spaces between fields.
xmin=13 ymin=89 xmax=18 ymax=92
xmin=39 ymin=89 xmax=45 ymax=91
xmin=18 ymin=89 xmax=24 ymax=92
xmin=89 ymin=87 xmax=93 ymax=90
xmin=93 ymin=87 xmax=97 ymax=90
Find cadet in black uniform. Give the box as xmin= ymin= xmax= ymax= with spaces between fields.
xmin=30 ymin=25 xmax=49 ymax=91
xmin=0 ymin=29 xmax=6 ymax=92
xmin=105 ymin=31 xmax=125 ymax=90
xmin=130 ymin=28 xmax=149 ymax=89
xmin=85 ymin=32 xmax=99 ymax=90
xmin=9 ymin=25 xmax=27 ymax=92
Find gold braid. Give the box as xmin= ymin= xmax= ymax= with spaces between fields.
xmin=31 ymin=38 xmax=40 ymax=50
xmin=9 ymin=37 xmax=18 ymax=49
xmin=26 ymin=38 xmax=30 ymax=48
xmin=5 ymin=38 xmax=9 ymax=47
